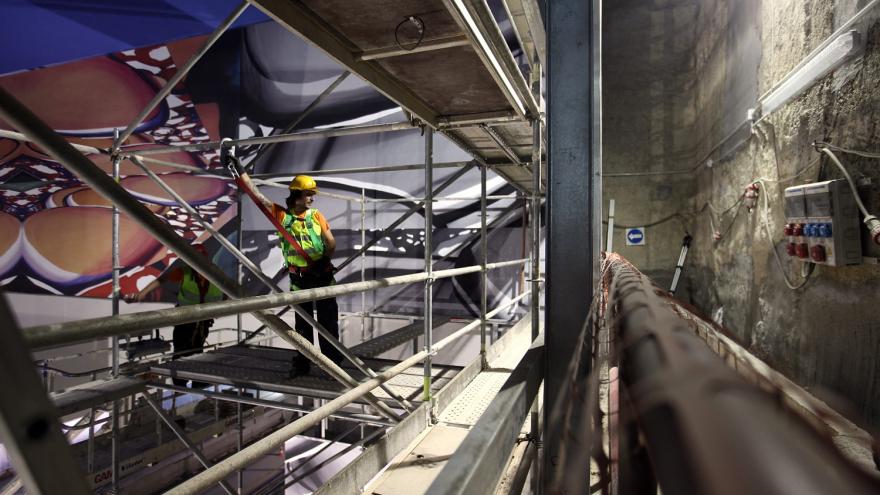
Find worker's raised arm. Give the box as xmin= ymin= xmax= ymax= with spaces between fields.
xmin=225 ymin=150 xmax=274 ymax=211
xmin=237 ymin=171 xmax=274 ymax=211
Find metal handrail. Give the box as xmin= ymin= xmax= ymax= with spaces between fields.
xmin=23 ymin=259 xmax=527 ymax=349
xmin=165 ymin=292 xmax=529 ymax=494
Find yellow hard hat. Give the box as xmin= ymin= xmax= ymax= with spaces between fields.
xmin=289 ymin=175 xmax=318 ymax=192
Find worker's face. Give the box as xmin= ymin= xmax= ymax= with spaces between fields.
xmin=291 ymin=191 xmax=315 ymax=212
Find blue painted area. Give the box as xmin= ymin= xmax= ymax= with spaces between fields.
xmin=1 ymin=0 xmax=270 ymax=75
xmin=626 ymin=228 xmax=644 ymax=244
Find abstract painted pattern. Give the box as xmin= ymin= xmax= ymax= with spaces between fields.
xmin=0 ymin=41 xmax=234 ymax=297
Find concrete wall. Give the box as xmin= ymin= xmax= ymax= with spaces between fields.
xmin=606 ymin=0 xmax=880 ymax=431
xmin=603 ymin=0 xmax=699 ymax=289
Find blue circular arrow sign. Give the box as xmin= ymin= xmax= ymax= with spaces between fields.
xmin=626 ymin=228 xmax=645 ymax=245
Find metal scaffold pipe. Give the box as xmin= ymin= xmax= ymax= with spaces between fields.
xmin=24 ymin=260 xmax=527 ymax=349
xmin=166 ymin=292 xmax=529 ymax=495
xmin=334 ymin=161 xmax=476 ymax=272
xmin=113 ymin=1 xmax=249 ymax=151
xmin=121 ymin=121 xmax=416 ymax=157
xmin=129 ymin=156 xmax=415 ymax=412
xmin=0 ymin=85 xmax=401 ymax=422
xmin=423 ymin=127 xmax=434 ymax=405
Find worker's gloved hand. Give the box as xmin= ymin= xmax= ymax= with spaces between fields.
xmin=123 ymin=292 xmax=144 ymax=303
xmin=225 ymin=154 xmax=246 ymax=179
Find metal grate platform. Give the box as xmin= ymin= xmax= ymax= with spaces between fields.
xmin=349 ymin=317 xmax=449 ymax=358
xmin=151 ymin=345 xmax=461 ymax=404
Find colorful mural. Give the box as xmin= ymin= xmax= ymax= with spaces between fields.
xmin=0 ymin=40 xmax=234 ymax=298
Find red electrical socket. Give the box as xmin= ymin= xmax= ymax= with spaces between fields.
xmin=810 ymin=245 xmax=826 ymax=262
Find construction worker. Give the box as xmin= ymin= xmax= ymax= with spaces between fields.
xmin=229 ymin=157 xmax=343 ymax=375
xmin=124 ymin=244 xmax=222 ymax=386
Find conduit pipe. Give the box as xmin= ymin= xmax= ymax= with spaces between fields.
xmin=166 ymin=291 xmax=529 ymax=495
xmin=607 ymin=255 xmax=880 ymax=494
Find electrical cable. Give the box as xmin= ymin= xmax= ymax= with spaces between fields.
xmin=394 ymin=15 xmax=425 ymax=51
xmin=755 ymin=178 xmax=814 ymax=290
xmin=815 ymin=145 xmax=880 ymax=244
xmin=816 ymin=147 xmax=872 ymax=218
xmin=814 ymin=141 xmax=880 ymax=159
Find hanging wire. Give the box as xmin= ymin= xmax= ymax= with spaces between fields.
xmin=394 ymin=15 xmax=426 ymax=51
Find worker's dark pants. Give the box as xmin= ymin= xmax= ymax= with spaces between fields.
xmin=290 ymin=270 xmax=344 ymax=371
xmin=172 ymin=320 xmax=211 ymax=386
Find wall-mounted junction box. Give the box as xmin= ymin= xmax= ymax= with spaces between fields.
xmin=783 ymin=179 xmax=861 ymax=266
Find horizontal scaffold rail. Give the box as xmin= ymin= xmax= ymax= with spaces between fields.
xmin=23 ymin=259 xmax=527 ymax=349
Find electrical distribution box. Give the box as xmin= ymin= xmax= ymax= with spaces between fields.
xmin=783 ymin=179 xmax=861 ymax=266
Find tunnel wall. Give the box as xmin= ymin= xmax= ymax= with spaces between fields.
xmin=604 ymin=0 xmax=880 ymax=431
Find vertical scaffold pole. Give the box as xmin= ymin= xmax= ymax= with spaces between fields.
xmin=235 ymin=182 xmax=244 ymax=493
xmin=361 ymin=187 xmax=367 ymax=342
xmin=423 ymin=127 xmax=434 ymax=412
xmin=110 ymin=130 xmax=121 ymax=493
xmin=529 ymin=57 xmax=543 ymax=495
xmin=480 ymin=163 xmax=488 ymax=369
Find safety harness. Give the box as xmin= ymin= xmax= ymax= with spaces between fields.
xmin=230 ymin=170 xmax=317 ymax=270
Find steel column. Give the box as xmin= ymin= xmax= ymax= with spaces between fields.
xmin=0 ymin=86 xmax=400 ymax=423
xmin=544 ymin=0 xmax=597 ymax=488
xmin=0 ymin=294 xmax=90 ymax=495
xmin=113 ymin=1 xmax=248 ymax=151
xmin=423 ymin=127 xmax=434 ymax=408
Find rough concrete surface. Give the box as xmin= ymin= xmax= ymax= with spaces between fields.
xmin=605 ymin=0 xmax=880 ymax=431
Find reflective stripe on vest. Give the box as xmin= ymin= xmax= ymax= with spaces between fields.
xmin=177 ymin=267 xmax=223 ymax=306
xmin=280 ymin=208 xmax=325 ymax=268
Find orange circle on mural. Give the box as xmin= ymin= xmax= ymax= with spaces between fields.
xmin=89 ymin=151 xmax=203 ymax=176
xmin=121 ymin=173 xmax=228 ymax=206
xmin=48 ymin=186 xmax=87 ymax=208
xmin=0 ymin=211 xmax=21 ymax=276
xmin=0 ymin=57 xmax=161 ymax=134
xmin=23 ymin=207 xmax=162 ymax=284
xmin=0 ymin=138 xmax=17 ymax=161
xmin=67 ymin=189 xmax=165 ymax=213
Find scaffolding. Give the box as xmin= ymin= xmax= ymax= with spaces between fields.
xmin=0 ymin=1 xmax=548 ymax=493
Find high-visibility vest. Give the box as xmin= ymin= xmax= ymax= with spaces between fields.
xmin=280 ymin=208 xmax=325 ymax=268
xmin=177 ymin=267 xmax=223 ymax=306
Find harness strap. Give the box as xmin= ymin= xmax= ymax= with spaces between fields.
xmin=235 ymin=176 xmax=314 ymax=268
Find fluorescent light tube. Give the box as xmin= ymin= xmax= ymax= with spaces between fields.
xmin=760 ymin=30 xmax=860 ymax=116
xmin=451 ymin=0 xmax=526 ymax=116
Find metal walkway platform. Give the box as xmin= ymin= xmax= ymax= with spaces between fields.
xmin=52 ymin=377 xmax=146 ymax=417
xmin=150 ymin=345 xmax=461 ymax=404
xmin=349 ymin=317 xmax=449 ymax=358
xmin=249 ymin=0 xmax=543 ymax=193
xmin=360 ymin=317 xmax=536 ymax=495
